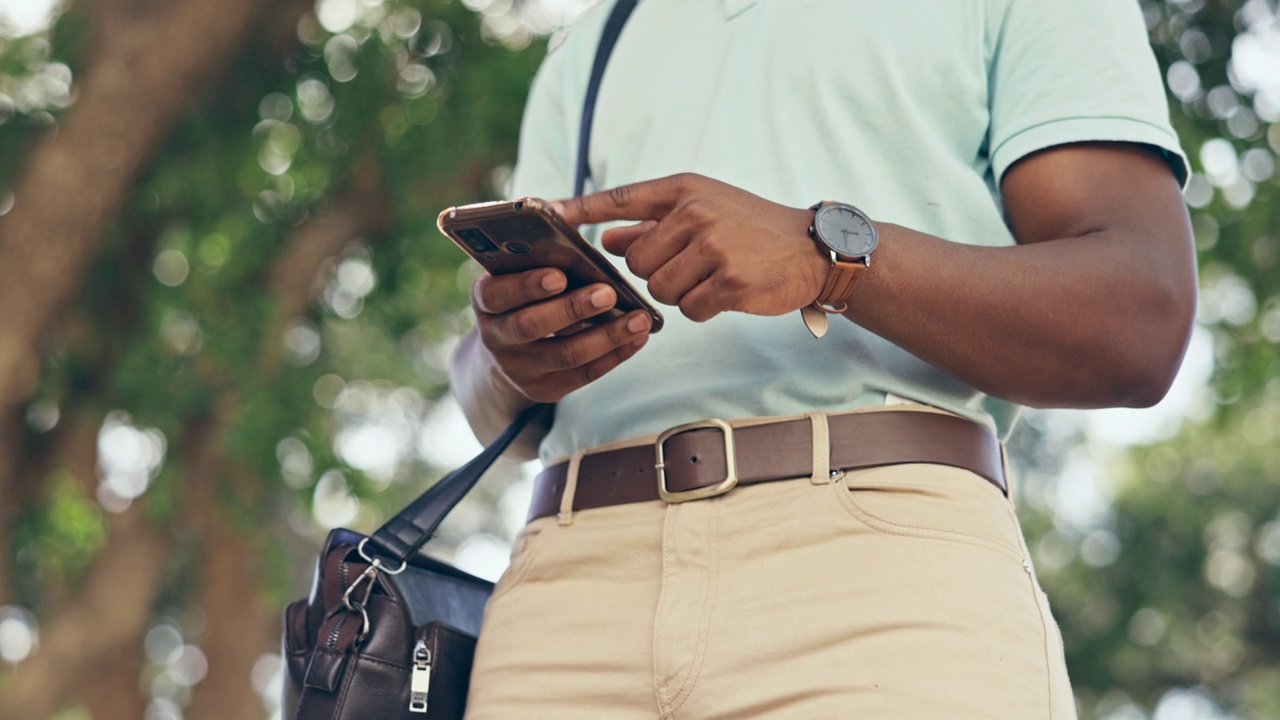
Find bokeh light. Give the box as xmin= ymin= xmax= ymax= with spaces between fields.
xmin=282 ymin=318 xmax=322 ymax=366
xmin=153 ymin=249 xmax=191 ymax=287
xmin=251 ymin=653 xmax=283 ymax=719
xmin=1151 ymin=688 xmax=1237 ymax=720
xmin=1229 ymin=3 xmax=1280 ymax=118
xmin=24 ymin=399 xmax=59 ymax=433
xmin=311 ymin=469 xmax=360 ymax=528
xmin=323 ymin=248 xmax=375 ymax=317
xmin=96 ymin=412 xmax=167 ymax=513
xmin=0 ymin=0 xmax=61 ymax=38
xmin=0 ymin=606 xmax=38 ymax=664
xmin=276 ymin=437 xmax=315 ymax=489
xmin=160 ymin=310 xmax=203 ymax=355
xmin=316 ymin=0 xmax=360 ymax=34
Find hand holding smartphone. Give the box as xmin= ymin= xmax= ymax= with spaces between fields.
xmin=437 ymin=197 xmax=664 ymax=333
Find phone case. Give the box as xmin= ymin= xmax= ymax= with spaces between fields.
xmin=437 ymin=197 xmax=664 ymax=333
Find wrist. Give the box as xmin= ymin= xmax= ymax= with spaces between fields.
xmin=801 ymin=201 xmax=880 ymax=337
xmin=452 ymin=332 xmax=535 ymax=418
xmin=477 ymin=339 xmax=538 ymax=412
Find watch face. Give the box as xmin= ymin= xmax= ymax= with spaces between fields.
xmin=816 ymin=204 xmax=878 ymax=257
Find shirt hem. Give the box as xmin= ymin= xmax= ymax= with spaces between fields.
xmin=991 ymin=116 xmax=1190 ymax=188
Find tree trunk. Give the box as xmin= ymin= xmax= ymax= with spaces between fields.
xmin=0 ymin=0 xmax=392 ymax=715
xmin=185 ymin=506 xmax=279 ymax=720
xmin=80 ymin=642 xmax=150 ymax=720
xmin=0 ymin=0 xmax=316 ymax=615
xmin=0 ymin=415 xmax=18 ymax=607
xmin=0 ymin=0 xmax=271 ymax=638
xmin=0 ymin=0 xmax=269 ymax=418
xmin=0 ymin=507 xmax=171 ymax=719
xmin=185 ymin=171 xmax=390 ymax=720
xmin=0 ymin=400 xmax=226 ymax=718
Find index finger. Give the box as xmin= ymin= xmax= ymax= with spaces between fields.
xmin=553 ymin=173 xmax=698 ymax=226
xmin=472 ymin=268 xmax=567 ymax=315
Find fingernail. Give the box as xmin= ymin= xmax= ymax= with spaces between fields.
xmin=542 ymin=273 xmax=566 ymax=293
xmin=550 ymin=200 xmax=565 ymax=215
xmin=591 ymin=287 xmax=614 ymax=308
xmin=627 ymin=314 xmax=650 ymax=333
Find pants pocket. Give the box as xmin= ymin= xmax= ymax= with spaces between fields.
xmin=832 ymin=462 xmax=1027 ymax=564
xmin=486 ymin=518 xmax=548 ymax=604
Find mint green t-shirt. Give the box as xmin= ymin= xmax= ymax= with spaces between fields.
xmin=507 ymin=0 xmax=1189 ymax=463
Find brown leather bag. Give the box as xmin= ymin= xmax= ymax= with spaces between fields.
xmin=281 ymin=405 xmax=546 ymax=719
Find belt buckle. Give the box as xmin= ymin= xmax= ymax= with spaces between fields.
xmin=655 ymin=418 xmax=738 ymax=503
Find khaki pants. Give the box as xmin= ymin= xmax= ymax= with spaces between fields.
xmin=466 ymin=456 xmax=1076 ymax=718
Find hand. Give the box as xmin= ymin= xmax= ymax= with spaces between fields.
xmin=555 ymin=173 xmax=829 ymax=322
xmin=470 ymin=268 xmax=653 ymax=403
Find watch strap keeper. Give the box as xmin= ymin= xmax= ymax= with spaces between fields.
xmin=802 ymin=258 xmax=867 ymax=338
xmin=814 ymin=258 xmax=866 ymax=314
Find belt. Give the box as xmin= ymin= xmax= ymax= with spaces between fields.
xmin=528 ymin=409 xmax=1007 ymax=522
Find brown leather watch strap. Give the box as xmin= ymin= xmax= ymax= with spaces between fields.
xmin=813 ymin=258 xmax=867 ymax=313
xmin=527 ymin=410 xmax=1006 ymax=522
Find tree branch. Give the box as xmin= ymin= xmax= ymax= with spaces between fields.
xmin=0 ymin=0 xmax=390 ymax=715
xmin=0 ymin=0 xmax=269 ymax=418
xmin=0 ymin=172 xmax=391 ymax=716
xmin=0 ymin=0 xmax=273 ymax=620
xmin=0 ymin=507 xmax=170 ymax=719
xmin=186 ymin=168 xmax=390 ymax=720
xmin=269 ymin=159 xmax=390 ymax=328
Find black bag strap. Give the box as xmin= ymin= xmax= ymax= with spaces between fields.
xmin=369 ymin=0 xmax=637 ymax=562
xmin=369 ymin=403 xmax=549 ymax=560
xmin=574 ymin=0 xmax=639 ymax=198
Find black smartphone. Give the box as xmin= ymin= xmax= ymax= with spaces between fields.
xmin=437 ymin=197 xmax=664 ymax=333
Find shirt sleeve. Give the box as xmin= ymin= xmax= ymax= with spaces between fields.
xmin=987 ymin=0 xmax=1189 ymax=187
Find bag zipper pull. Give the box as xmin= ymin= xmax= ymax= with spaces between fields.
xmin=409 ymin=639 xmax=432 ymax=714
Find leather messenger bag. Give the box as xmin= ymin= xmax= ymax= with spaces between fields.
xmin=281 ymin=404 xmax=547 ymax=719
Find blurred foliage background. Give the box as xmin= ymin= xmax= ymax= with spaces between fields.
xmin=0 ymin=0 xmax=1276 ymax=718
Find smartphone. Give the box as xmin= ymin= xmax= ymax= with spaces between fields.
xmin=438 ymin=197 xmax=664 ymax=333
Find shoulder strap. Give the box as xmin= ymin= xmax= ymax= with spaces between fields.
xmin=369 ymin=0 xmax=638 ymax=563
xmin=574 ymin=0 xmax=639 ymax=198
xmin=369 ymin=403 xmax=550 ymax=561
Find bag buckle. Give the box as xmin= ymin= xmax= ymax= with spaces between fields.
xmin=341 ymin=538 xmax=410 ymax=641
xmin=655 ymin=419 xmax=738 ymax=503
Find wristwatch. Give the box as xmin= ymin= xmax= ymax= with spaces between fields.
xmin=802 ymin=201 xmax=879 ymax=338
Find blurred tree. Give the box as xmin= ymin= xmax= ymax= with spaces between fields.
xmin=0 ymin=0 xmax=543 ymax=717
xmin=0 ymin=0 xmax=1277 ymax=719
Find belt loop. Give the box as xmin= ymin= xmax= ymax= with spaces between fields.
xmin=1000 ymin=443 xmax=1015 ymax=503
xmin=558 ymin=449 xmax=586 ymax=526
xmin=806 ymin=412 xmax=832 ymax=485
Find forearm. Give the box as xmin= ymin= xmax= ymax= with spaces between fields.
xmin=555 ymin=149 xmax=1196 ymax=410
xmin=846 ymin=223 xmax=1196 ymax=408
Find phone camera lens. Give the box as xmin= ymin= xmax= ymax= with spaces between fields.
xmin=457 ymin=228 xmax=499 ymax=254
xmin=504 ymin=241 xmax=531 ymax=255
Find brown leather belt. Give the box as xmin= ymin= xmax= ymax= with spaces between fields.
xmin=528 ymin=409 xmax=1007 ymax=522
